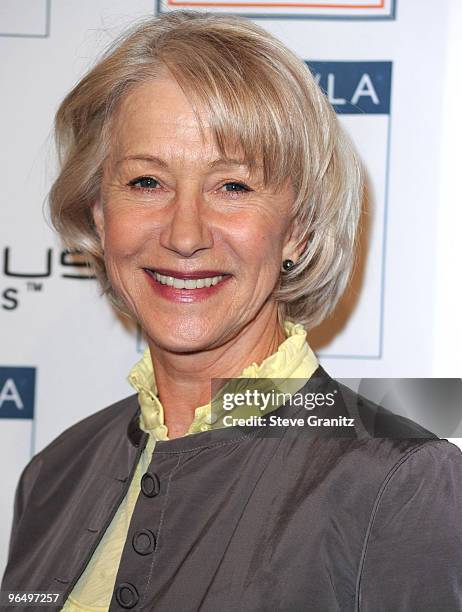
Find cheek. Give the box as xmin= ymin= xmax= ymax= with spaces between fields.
xmin=103 ymin=210 xmax=153 ymax=258
xmin=229 ymin=215 xmax=284 ymax=267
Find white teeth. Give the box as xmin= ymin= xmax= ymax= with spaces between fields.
xmin=153 ymin=271 xmax=225 ymax=289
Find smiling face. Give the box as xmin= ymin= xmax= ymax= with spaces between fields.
xmin=92 ymin=75 xmax=302 ymax=352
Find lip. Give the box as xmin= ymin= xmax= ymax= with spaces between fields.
xmin=143 ymin=267 xmax=231 ymax=280
xmin=143 ymin=268 xmax=232 ymax=303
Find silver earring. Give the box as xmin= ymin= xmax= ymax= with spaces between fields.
xmin=282 ymin=259 xmax=295 ymax=272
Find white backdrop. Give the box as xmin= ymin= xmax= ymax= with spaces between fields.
xmin=1 ymin=0 xmax=461 ymax=573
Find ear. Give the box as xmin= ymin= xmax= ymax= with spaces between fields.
xmin=91 ymin=198 xmax=105 ymax=251
xmin=282 ymin=223 xmax=308 ymax=264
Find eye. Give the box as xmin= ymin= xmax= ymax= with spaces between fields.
xmin=127 ymin=176 xmax=160 ymax=192
xmin=219 ymin=182 xmax=252 ymax=196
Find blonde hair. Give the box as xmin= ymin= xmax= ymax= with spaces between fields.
xmin=48 ymin=9 xmax=364 ymax=330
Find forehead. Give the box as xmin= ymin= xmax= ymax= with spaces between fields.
xmin=110 ymin=78 xmax=218 ymax=160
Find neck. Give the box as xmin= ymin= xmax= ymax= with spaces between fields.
xmin=146 ymin=304 xmax=286 ymax=439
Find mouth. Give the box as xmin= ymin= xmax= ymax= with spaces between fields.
xmin=142 ymin=268 xmax=232 ymax=290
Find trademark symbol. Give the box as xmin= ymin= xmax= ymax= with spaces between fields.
xmin=26 ymin=281 xmax=43 ymax=292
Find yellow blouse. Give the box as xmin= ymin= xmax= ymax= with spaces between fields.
xmin=61 ymin=320 xmax=319 ymax=611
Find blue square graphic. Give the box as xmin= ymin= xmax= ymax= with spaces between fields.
xmin=0 ymin=367 xmax=36 ymax=419
xmin=306 ymin=61 xmax=392 ymax=115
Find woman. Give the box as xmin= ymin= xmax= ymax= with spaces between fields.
xmin=2 ymin=10 xmax=461 ymax=612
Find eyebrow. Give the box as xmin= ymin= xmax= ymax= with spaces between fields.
xmin=116 ymin=154 xmax=252 ymax=169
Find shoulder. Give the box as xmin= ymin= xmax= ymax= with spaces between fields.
xmin=36 ymin=392 xmax=138 ymax=457
xmin=16 ymin=392 xmax=139 ymax=496
xmin=361 ymin=437 xmax=462 ymax=520
xmin=370 ymin=438 xmax=462 ymax=519
xmin=296 ymin=367 xmax=449 ymax=506
xmin=371 ymin=438 xmax=462 ymax=503
xmin=301 ymin=370 xmax=462 ymax=607
xmin=356 ymin=439 xmax=462 ymax=609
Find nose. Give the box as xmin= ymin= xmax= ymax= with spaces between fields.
xmin=159 ymin=189 xmax=213 ymax=258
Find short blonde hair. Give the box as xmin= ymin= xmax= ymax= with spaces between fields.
xmin=48 ymin=9 xmax=363 ymax=330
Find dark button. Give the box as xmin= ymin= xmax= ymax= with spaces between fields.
xmin=141 ymin=471 xmax=160 ymax=497
xmin=115 ymin=582 xmax=139 ymax=609
xmin=132 ymin=528 xmax=156 ymax=555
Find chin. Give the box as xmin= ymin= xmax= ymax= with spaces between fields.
xmin=142 ymin=317 xmax=220 ymax=351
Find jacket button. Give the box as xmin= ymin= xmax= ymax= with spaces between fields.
xmin=141 ymin=471 xmax=160 ymax=497
xmin=132 ymin=528 xmax=156 ymax=555
xmin=115 ymin=582 xmax=139 ymax=608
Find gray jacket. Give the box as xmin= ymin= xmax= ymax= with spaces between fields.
xmin=1 ymin=365 xmax=462 ymax=611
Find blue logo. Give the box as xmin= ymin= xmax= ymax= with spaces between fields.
xmin=306 ymin=61 xmax=392 ymax=114
xmin=0 ymin=367 xmax=36 ymax=419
